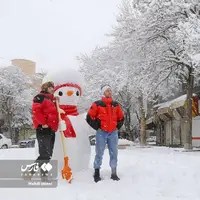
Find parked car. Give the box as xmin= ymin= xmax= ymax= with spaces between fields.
xmin=19 ymin=138 xmax=36 ymax=148
xmin=0 ymin=134 xmax=12 ymax=149
xmin=146 ymin=136 xmax=156 ymax=143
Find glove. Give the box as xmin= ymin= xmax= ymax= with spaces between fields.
xmin=59 ymin=120 xmax=67 ymax=131
xmin=54 ymin=95 xmax=60 ymax=102
xmin=59 ymin=108 xmax=65 ymax=114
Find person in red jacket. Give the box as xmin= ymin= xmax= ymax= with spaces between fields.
xmin=86 ymin=85 xmax=124 ymax=182
xmin=29 ymin=81 xmax=65 ymax=180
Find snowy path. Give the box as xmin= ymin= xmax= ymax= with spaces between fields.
xmin=0 ymin=146 xmax=200 ymax=200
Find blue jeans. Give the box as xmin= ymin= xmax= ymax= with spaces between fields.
xmin=94 ymin=129 xmax=118 ymax=169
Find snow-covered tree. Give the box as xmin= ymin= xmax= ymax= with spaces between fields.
xmin=79 ymin=1 xmax=169 ymax=143
xmin=0 ymin=66 xmax=34 ymax=141
xmin=78 ymin=0 xmax=200 ymax=148
xmin=133 ymin=0 xmax=200 ymax=149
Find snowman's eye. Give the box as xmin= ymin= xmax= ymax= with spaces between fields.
xmin=58 ymin=91 xmax=63 ymax=96
xmin=76 ymin=91 xmax=80 ymax=96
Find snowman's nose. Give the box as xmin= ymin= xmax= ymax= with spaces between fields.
xmin=67 ymin=90 xmax=74 ymax=96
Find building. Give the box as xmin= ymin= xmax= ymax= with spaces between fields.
xmin=11 ymin=59 xmax=44 ymax=139
xmin=12 ymin=59 xmax=36 ymax=76
xmin=11 ymin=58 xmax=44 ymax=92
xmin=146 ymin=94 xmax=200 ymax=147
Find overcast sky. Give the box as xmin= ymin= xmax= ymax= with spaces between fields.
xmin=0 ymin=0 xmax=121 ymax=73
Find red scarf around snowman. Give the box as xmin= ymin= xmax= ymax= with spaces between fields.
xmin=54 ymin=82 xmax=82 ymax=138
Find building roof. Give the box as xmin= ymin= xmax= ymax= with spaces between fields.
xmin=155 ymin=94 xmax=197 ymax=116
xmin=159 ymin=94 xmax=187 ymax=110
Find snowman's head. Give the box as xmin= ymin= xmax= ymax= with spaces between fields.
xmin=42 ymin=68 xmax=84 ymax=106
xmin=54 ymin=84 xmax=82 ymax=106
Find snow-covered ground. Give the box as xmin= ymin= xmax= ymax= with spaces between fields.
xmin=1 ymin=146 xmax=200 ymax=200
xmin=118 ymin=139 xmax=135 ymax=145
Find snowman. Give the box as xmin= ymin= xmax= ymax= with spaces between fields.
xmin=35 ymin=68 xmax=95 ymax=177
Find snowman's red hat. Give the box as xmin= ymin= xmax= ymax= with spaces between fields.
xmin=54 ymin=83 xmax=82 ymax=96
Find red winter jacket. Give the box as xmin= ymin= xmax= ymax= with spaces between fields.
xmin=86 ymin=97 xmax=124 ymax=133
xmin=32 ymin=91 xmax=59 ymax=132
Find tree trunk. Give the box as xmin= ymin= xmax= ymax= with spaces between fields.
xmin=7 ymin=114 xmax=13 ymax=140
xmin=139 ymin=96 xmax=146 ymax=146
xmin=24 ymin=129 xmax=26 ymax=140
xmin=118 ymin=90 xmax=134 ymax=141
xmin=6 ymin=98 xmax=13 ymax=140
xmin=125 ymin=108 xmax=135 ymax=141
xmin=179 ymin=125 xmax=182 ymax=146
xmin=183 ymin=67 xmax=194 ymax=150
xmin=14 ymin=128 xmax=19 ymax=144
xmin=0 ymin=119 xmax=4 ymax=133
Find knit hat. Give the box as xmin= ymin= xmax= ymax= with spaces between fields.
xmin=101 ymin=85 xmax=111 ymax=95
xmin=41 ymin=81 xmax=54 ymax=91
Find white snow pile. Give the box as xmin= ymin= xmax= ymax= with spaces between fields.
xmin=118 ymin=139 xmax=135 ymax=146
xmin=42 ymin=68 xmax=85 ymax=89
xmin=10 ymin=145 xmax=19 ymax=148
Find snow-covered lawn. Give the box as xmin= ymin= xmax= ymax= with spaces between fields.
xmin=1 ymin=146 xmax=200 ymax=200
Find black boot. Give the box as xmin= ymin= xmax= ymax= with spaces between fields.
xmin=111 ymin=168 xmax=120 ymax=181
xmin=93 ymin=169 xmax=101 ymax=183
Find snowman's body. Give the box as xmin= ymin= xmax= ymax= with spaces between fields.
xmin=52 ymin=113 xmax=93 ymax=173
xmin=35 ymin=69 xmax=95 ymax=176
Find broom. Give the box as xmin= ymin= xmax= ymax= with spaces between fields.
xmin=55 ymin=98 xmax=73 ymax=183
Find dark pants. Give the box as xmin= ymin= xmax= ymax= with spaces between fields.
xmin=35 ymin=126 xmax=55 ymax=175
